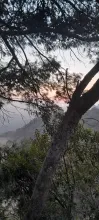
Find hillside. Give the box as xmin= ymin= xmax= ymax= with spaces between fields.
xmin=82 ymin=106 xmax=99 ymax=131
xmin=0 ymin=106 xmax=99 ymax=146
xmin=0 ymin=117 xmax=44 ymax=145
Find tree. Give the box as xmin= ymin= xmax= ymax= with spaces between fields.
xmin=54 ymin=125 xmax=99 ymax=220
xmin=0 ymin=1 xmax=99 ymax=219
xmin=1 ymin=126 xmax=99 ymax=220
xmin=23 ymin=62 xmax=99 ymax=220
xmin=48 ymin=125 xmax=99 ymax=220
xmin=0 ymin=131 xmax=50 ymax=219
xmin=0 ymin=0 xmax=99 ymax=107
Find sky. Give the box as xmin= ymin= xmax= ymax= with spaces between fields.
xmin=0 ymin=48 xmax=99 ymax=134
xmin=52 ymin=48 xmax=98 ymax=89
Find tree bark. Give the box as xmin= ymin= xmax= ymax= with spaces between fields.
xmin=24 ymin=63 xmax=99 ymax=220
xmin=24 ymin=108 xmax=81 ymax=220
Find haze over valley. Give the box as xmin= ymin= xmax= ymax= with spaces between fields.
xmin=0 ymin=102 xmax=99 ymax=146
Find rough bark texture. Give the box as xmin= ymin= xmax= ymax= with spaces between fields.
xmin=24 ymin=108 xmax=81 ymax=220
xmin=24 ymin=63 xmax=99 ymax=220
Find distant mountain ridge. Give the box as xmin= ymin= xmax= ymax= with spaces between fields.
xmin=0 ymin=106 xmax=99 ymax=146
xmin=82 ymin=106 xmax=99 ymax=131
xmin=0 ymin=117 xmax=44 ymax=144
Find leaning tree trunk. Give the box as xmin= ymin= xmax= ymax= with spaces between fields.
xmin=24 ymin=62 xmax=99 ymax=220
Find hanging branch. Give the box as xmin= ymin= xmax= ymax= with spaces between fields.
xmin=2 ymin=36 xmax=27 ymax=76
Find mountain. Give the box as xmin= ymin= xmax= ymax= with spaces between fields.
xmin=0 ymin=102 xmax=35 ymax=134
xmin=0 ymin=106 xmax=99 ymax=146
xmin=82 ymin=106 xmax=99 ymax=131
xmin=0 ymin=117 xmax=44 ymax=146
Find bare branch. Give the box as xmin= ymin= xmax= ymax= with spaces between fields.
xmin=70 ymin=47 xmax=84 ymax=63
xmin=26 ymin=35 xmax=64 ymax=75
xmin=15 ymin=37 xmax=28 ymax=64
xmin=26 ymin=36 xmax=54 ymax=63
xmin=65 ymin=68 xmax=72 ymax=100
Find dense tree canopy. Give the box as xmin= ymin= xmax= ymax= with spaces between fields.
xmin=0 ymin=0 xmax=99 ymax=108
xmin=1 ymin=0 xmax=99 ymax=44
xmin=1 ymin=126 xmax=99 ymax=220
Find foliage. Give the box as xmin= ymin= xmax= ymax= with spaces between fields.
xmin=1 ymin=0 xmax=99 ymax=49
xmin=0 ymin=131 xmax=50 ymax=219
xmin=1 ymin=126 xmax=99 ymax=219
xmin=0 ymin=0 xmax=99 ymax=108
xmin=49 ymin=125 xmax=99 ymax=219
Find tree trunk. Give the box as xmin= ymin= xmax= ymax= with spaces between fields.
xmin=23 ymin=107 xmax=82 ymax=220
xmin=24 ymin=63 xmax=99 ymax=220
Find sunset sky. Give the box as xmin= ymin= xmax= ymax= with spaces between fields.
xmin=28 ymin=46 xmax=98 ymax=90
xmin=0 ymin=48 xmax=99 ymax=133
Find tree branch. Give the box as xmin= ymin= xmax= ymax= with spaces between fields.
xmin=78 ymin=79 xmax=99 ymax=116
xmin=1 ymin=27 xmax=99 ymax=42
xmin=15 ymin=37 xmax=28 ymax=64
xmin=65 ymin=68 xmax=71 ymax=100
xmin=0 ymin=95 xmax=32 ymax=104
xmin=2 ymin=36 xmax=27 ymax=76
xmin=72 ymin=61 xmax=99 ymax=103
xmin=26 ymin=35 xmax=63 ymax=75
